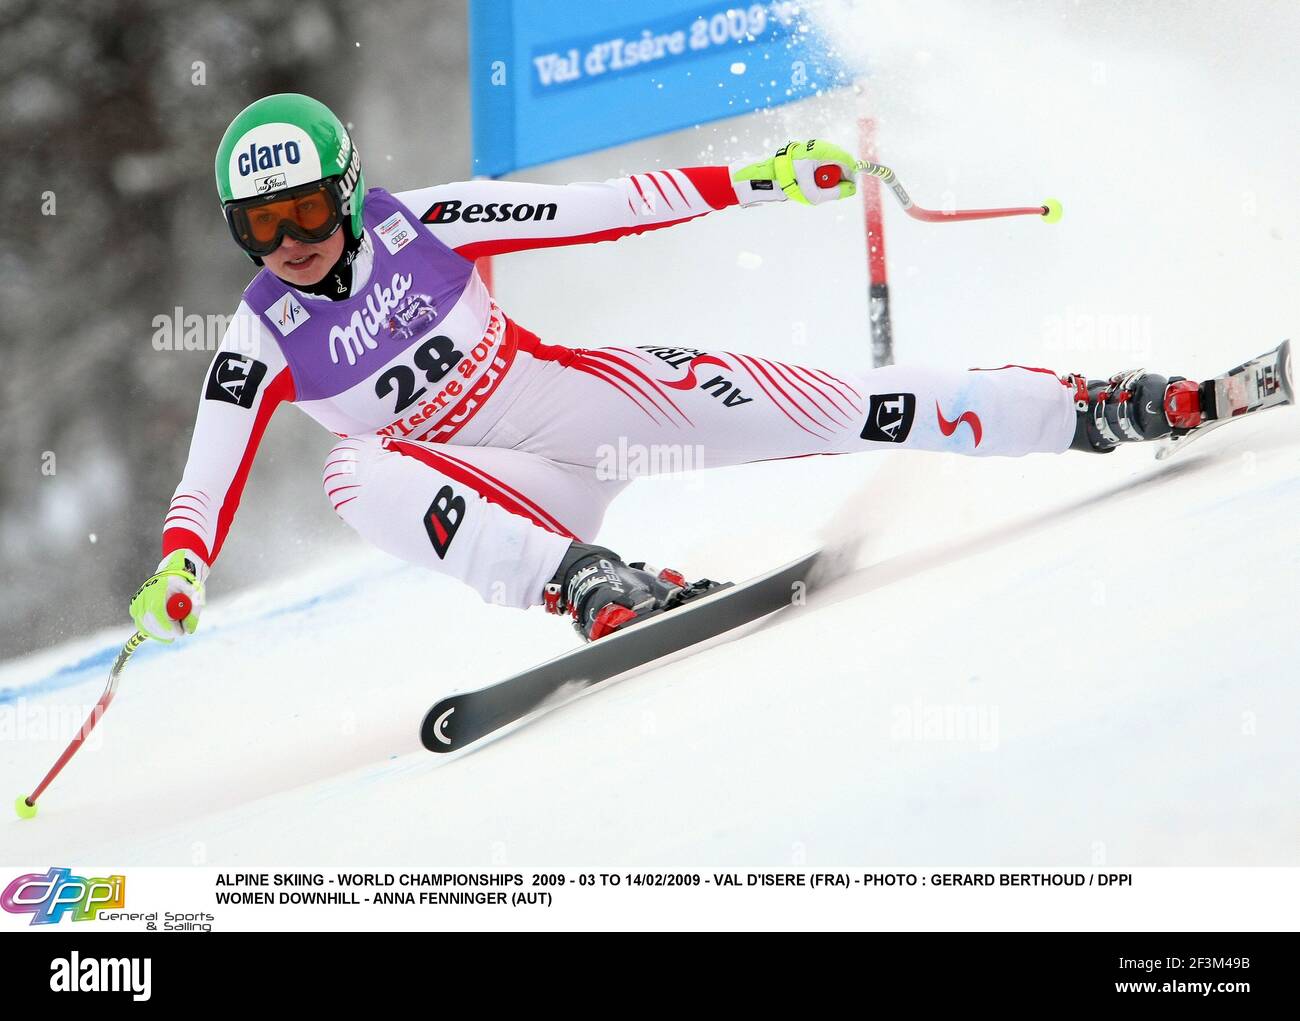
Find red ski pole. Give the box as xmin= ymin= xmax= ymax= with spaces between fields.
xmin=816 ymin=160 xmax=1063 ymax=224
xmin=14 ymin=592 xmax=192 ymax=819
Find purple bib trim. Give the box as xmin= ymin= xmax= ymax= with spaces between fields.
xmin=244 ymin=188 xmax=474 ymax=402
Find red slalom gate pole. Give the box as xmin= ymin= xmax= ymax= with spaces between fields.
xmin=816 ymin=160 xmax=1062 ymax=224
xmin=14 ymin=592 xmax=193 ymax=819
xmin=857 ymin=117 xmax=893 ymax=366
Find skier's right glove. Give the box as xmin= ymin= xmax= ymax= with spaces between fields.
xmin=732 ymin=140 xmax=858 ymax=206
xmin=129 ymin=549 xmax=206 ymax=643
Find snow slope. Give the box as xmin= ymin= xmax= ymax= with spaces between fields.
xmin=3 ymin=416 xmax=1298 ymax=866
xmin=3 ymin=1 xmax=1297 ymax=867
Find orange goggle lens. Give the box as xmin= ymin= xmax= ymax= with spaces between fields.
xmin=242 ymin=186 xmax=336 ymax=243
xmin=226 ymin=181 xmax=343 ymax=256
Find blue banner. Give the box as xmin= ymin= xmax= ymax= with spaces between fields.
xmin=469 ymin=1 xmax=851 ymax=176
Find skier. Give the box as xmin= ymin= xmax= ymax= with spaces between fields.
xmin=130 ymin=93 xmax=1206 ymax=644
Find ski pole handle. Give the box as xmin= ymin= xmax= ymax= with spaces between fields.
xmin=818 ymin=161 xmax=1062 ymax=224
xmin=166 ymin=592 xmax=193 ymax=621
xmin=814 ymin=164 xmax=846 ymax=189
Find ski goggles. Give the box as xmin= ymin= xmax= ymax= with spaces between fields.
xmin=223 ymin=179 xmax=345 ymax=257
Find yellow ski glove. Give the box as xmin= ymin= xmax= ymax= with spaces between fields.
xmin=732 ymin=140 xmax=858 ymax=206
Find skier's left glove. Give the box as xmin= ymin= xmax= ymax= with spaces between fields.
xmin=129 ymin=549 xmax=206 ymax=643
xmin=732 ymin=140 xmax=858 ymax=206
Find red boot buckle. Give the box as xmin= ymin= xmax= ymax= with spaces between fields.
xmin=1064 ymin=373 xmax=1089 ymax=411
xmin=657 ymin=567 xmax=687 ymax=589
xmin=1164 ymin=378 xmax=1202 ymax=430
xmin=589 ymin=604 xmax=637 ymax=641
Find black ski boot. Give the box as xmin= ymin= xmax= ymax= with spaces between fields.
xmin=1067 ymin=369 xmax=1206 ymax=452
xmin=544 ymin=543 xmax=718 ymax=641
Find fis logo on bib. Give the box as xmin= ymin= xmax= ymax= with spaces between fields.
xmin=205 ymin=352 xmax=268 ymax=408
xmin=861 ymin=392 xmax=916 ymax=443
xmin=421 ymin=198 xmax=558 ymax=225
xmin=1 ymin=867 xmax=126 ymax=925
xmin=265 ymin=291 xmax=310 ymax=337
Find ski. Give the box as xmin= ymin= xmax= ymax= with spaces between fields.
xmin=421 ymin=550 xmax=820 ymax=753
xmin=1155 ymin=339 xmax=1294 ymax=460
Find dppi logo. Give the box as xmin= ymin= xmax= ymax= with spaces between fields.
xmin=237 ymin=140 xmax=302 ymax=177
xmin=1 ymin=867 xmax=125 ymax=925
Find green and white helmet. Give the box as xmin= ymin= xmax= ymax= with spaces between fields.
xmin=214 ymin=93 xmax=365 ymax=259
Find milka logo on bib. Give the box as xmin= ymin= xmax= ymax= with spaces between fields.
xmin=328 ymin=273 xmax=414 ymax=366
